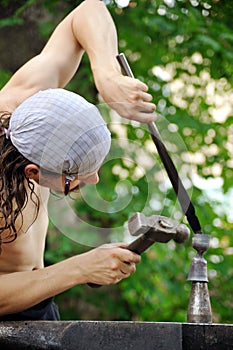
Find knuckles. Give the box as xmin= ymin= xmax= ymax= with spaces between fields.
xmin=130 ymin=91 xmax=141 ymax=101
xmin=109 ymin=261 xmax=119 ymax=271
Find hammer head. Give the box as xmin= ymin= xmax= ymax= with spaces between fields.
xmin=128 ymin=212 xmax=190 ymax=244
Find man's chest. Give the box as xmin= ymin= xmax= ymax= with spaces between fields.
xmin=0 ymin=184 xmax=50 ymax=272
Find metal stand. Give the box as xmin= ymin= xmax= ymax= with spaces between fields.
xmin=187 ymin=234 xmax=212 ymax=323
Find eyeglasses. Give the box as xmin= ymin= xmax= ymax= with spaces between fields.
xmin=50 ymin=175 xmax=86 ymax=199
xmin=64 ymin=175 xmax=75 ymax=196
xmin=64 ymin=175 xmax=86 ymax=196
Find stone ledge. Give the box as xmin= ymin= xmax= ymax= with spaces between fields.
xmin=0 ymin=321 xmax=232 ymax=350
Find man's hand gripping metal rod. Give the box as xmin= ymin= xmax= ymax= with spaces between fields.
xmin=116 ymin=53 xmax=202 ymax=236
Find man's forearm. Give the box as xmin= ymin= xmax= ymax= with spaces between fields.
xmin=0 ymin=256 xmax=85 ymax=316
xmin=71 ymin=0 xmax=120 ymax=83
xmin=70 ymin=0 xmax=156 ymax=121
xmin=0 ymin=244 xmax=140 ymax=316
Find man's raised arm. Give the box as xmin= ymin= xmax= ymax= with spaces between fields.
xmin=3 ymin=0 xmax=156 ymax=121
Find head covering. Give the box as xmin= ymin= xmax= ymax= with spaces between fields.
xmin=9 ymin=88 xmax=111 ymax=176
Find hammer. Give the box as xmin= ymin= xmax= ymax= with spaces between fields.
xmin=88 ymin=213 xmax=190 ymax=288
xmin=127 ymin=212 xmax=190 ymax=255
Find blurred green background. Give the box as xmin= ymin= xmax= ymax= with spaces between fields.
xmin=0 ymin=0 xmax=232 ymax=323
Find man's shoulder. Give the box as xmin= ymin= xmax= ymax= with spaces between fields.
xmin=0 ymin=86 xmax=39 ymax=114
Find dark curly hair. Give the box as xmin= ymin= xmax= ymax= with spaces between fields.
xmin=0 ymin=113 xmax=39 ymax=252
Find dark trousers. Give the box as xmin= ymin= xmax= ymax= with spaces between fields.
xmin=0 ymin=297 xmax=60 ymax=321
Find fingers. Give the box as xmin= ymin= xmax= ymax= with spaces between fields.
xmin=127 ymin=80 xmax=156 ymax=106
xmin=111 ymin=247 xmax=140 ymax=282
xmin=107 ymin=243 xmax=141 ymax=264
xmin=107 ymin=260 xmax=137 ymax=284
xmin=140 ymin=90 xmax=153 ymax=102
xmin=85 ymin=243 xmax=141 ymax=286
xmin=136 ymin=80 xmax=149 ymax=93
xmin=120 ymin=262 xmax=136 ymax=277
xmin=120 ymin=249 xmax=141 ymax=264
xmin=107 ymin=245 xmax=140 ymax=282
xmin=116 ymin=78 xmax=157 ymax=122
xmin=113 ymin=245 xmax=139 ymax=277
xmin=117 ymin=105 xmax=157 ymax=123
xmin=135 ymin=111 xmax=157 ymax=123
xmin=96 ymin=68 xmax=157 ymax=122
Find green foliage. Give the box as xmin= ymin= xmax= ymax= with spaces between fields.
xmin=0 ymin=0 xmax=36 ymax=26
xmin=0 ymin=69 xmax=12 ymax=88
xmin=1 ymin=0 xmax=233 ymax=323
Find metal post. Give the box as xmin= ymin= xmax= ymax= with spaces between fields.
xmin=187 ymin=234 xmax=212 ymax=323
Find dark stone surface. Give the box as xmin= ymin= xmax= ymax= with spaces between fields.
xmin=182 ymin=323 xmax=233 ymax=350
xmin=0 ymin=321 xmax=232 ymax=350
xmin=60 ymin=321 xmax=182 ymax=350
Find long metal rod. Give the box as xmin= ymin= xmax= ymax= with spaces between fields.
xmin=116 ymin=53 xmax=202 ymax=234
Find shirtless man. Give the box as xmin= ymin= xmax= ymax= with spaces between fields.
xmin=0 ymin=0 xmax=156 ymax=320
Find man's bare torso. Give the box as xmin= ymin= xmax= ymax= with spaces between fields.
xmin=0 ymin=86 xmax=50 ymax=275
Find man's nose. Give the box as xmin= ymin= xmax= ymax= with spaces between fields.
xmin=83 ymin=172 xmax=99 ymax=184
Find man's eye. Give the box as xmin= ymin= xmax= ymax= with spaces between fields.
xmin=70 ymin=182 xmax=86 ymax=192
